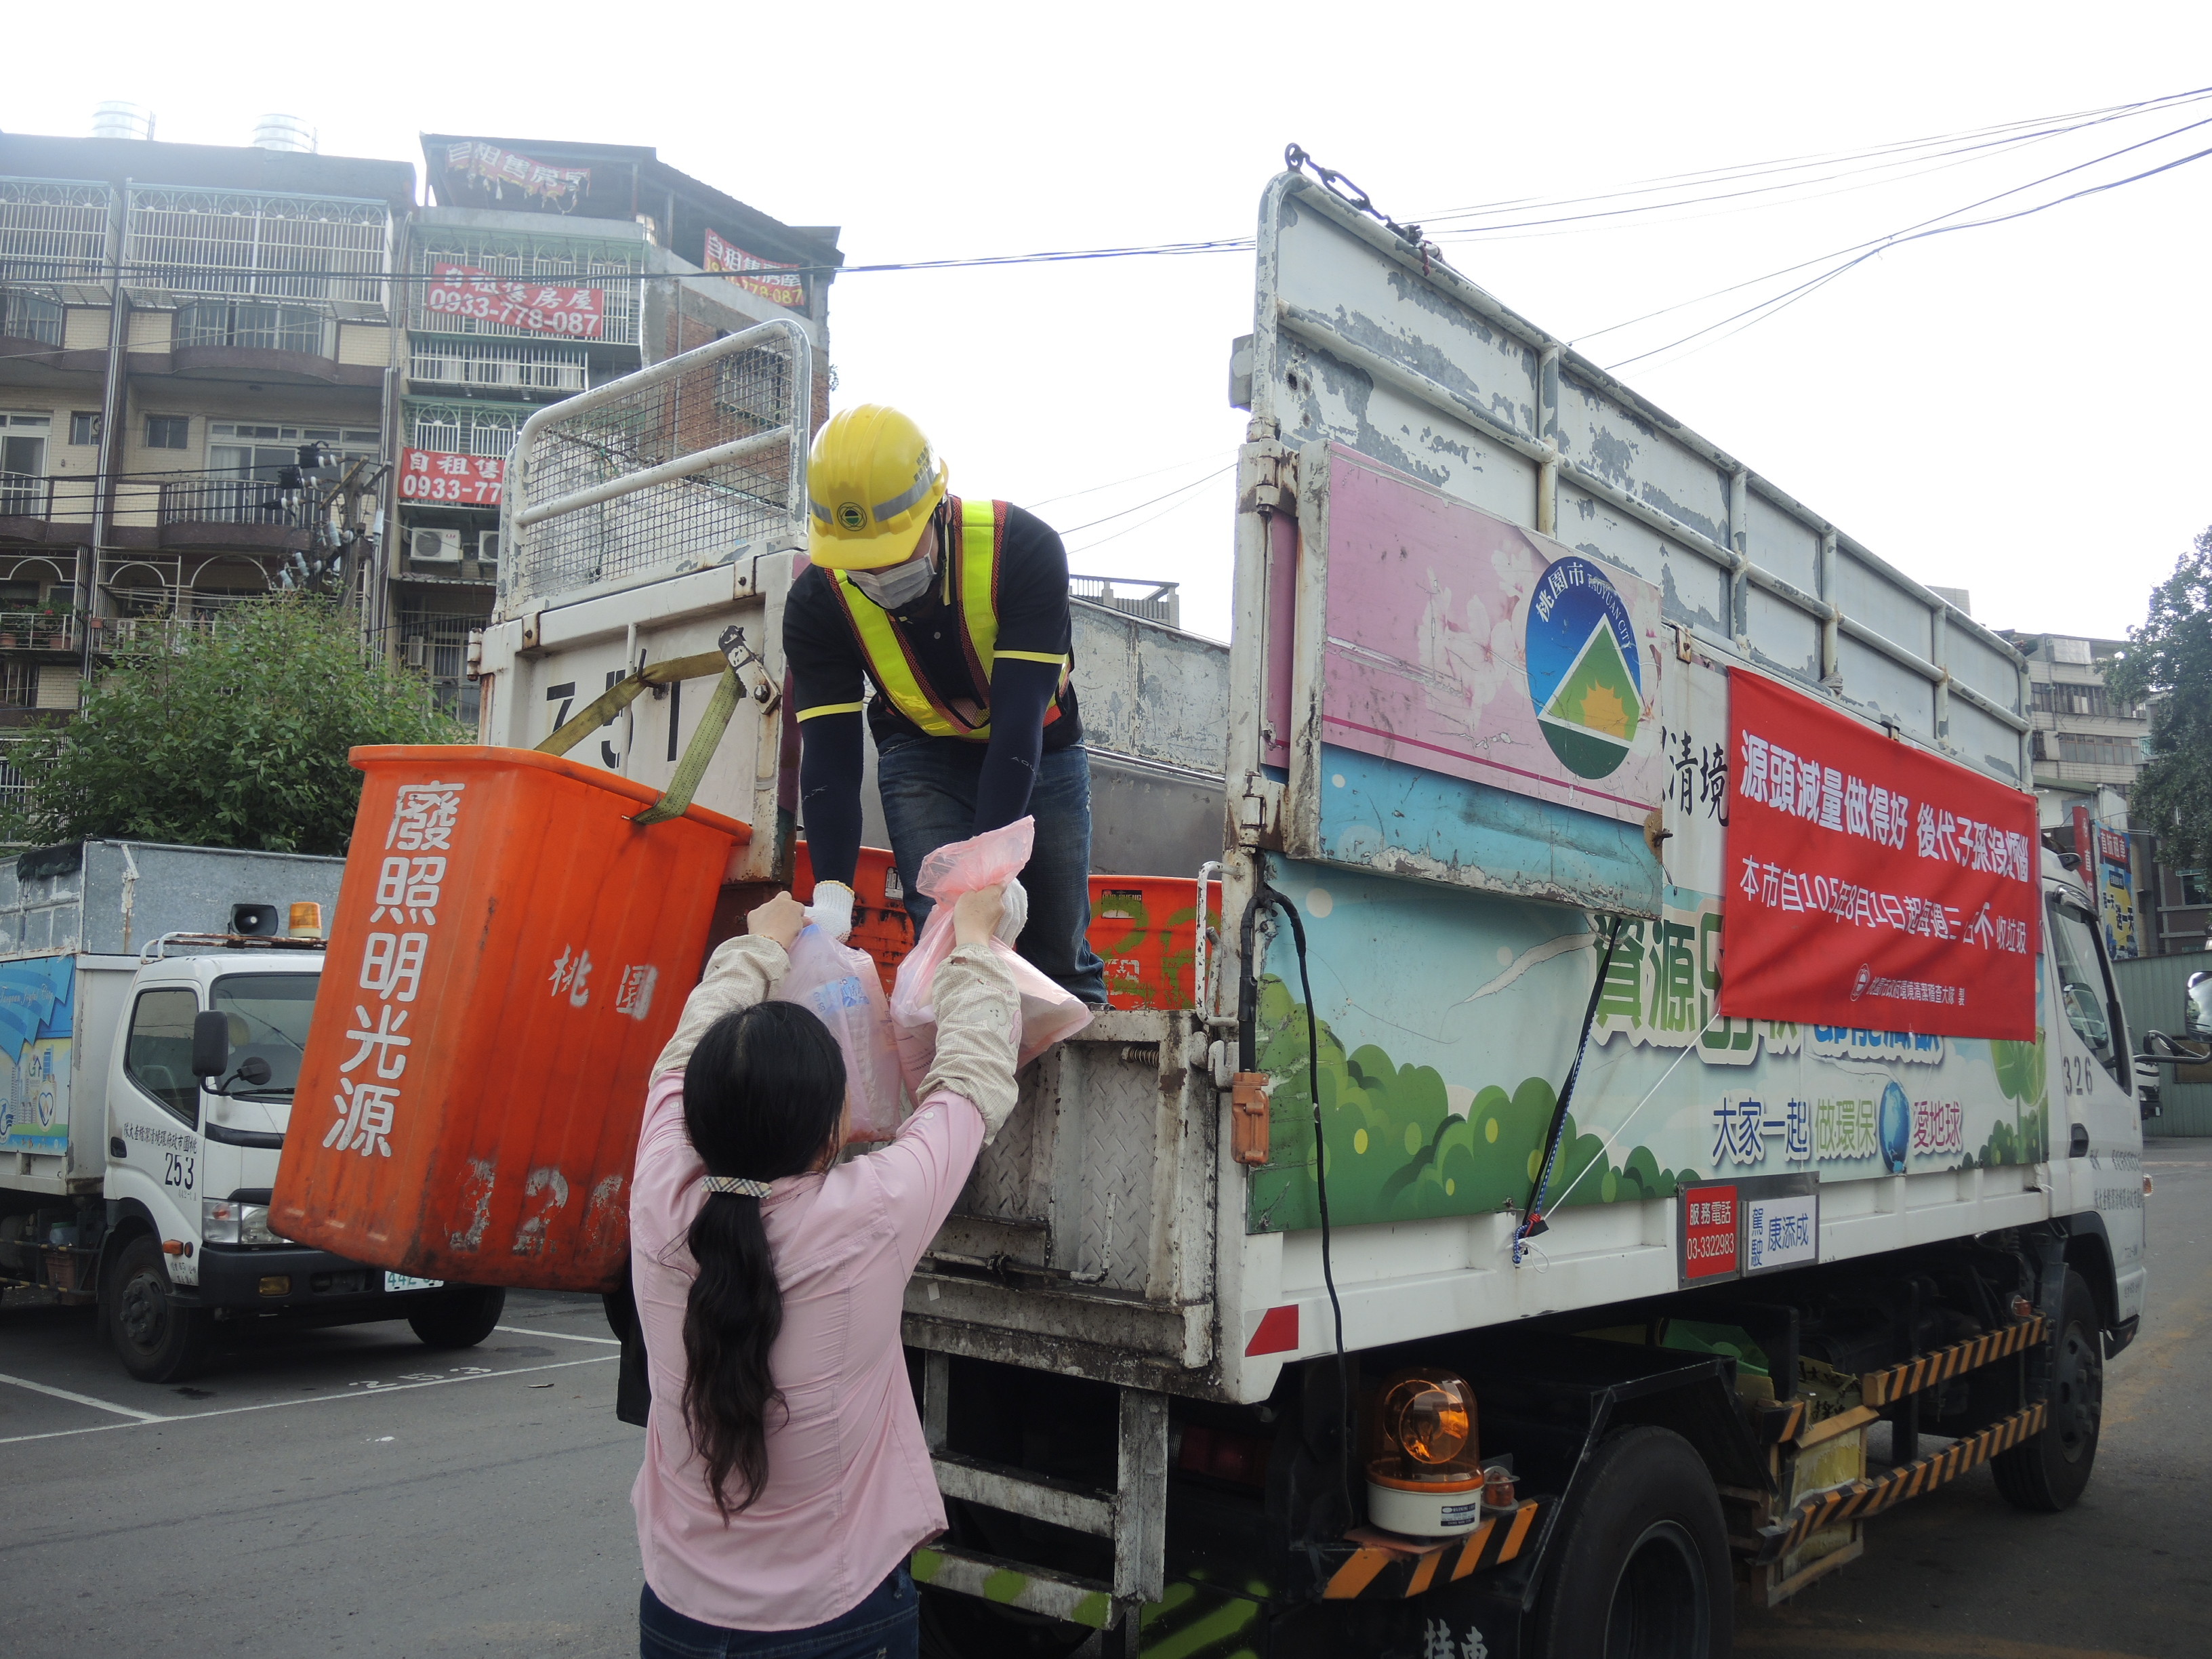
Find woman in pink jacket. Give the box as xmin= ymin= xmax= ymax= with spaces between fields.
xmin=629 ymin=884 xmax=1019 ymax=1658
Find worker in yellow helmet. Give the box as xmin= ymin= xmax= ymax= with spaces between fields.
xmin=783 ymin=406 xmax=1106 ymax=1006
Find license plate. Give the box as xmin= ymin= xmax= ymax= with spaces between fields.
xmin=384 ymin=1271 xmax=444 ymax=1292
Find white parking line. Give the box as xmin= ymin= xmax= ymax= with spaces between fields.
xmin=495 ymin=1324 xmax=621 ymax=1347
xmin=0 ymin=1353 xmax=615 ymax=1447
xmin=0 ymin=1370 xmax=171 ymax=1422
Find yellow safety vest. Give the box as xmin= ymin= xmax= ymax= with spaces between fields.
xmin=821 ymin=497 xmax=1070 ymax=742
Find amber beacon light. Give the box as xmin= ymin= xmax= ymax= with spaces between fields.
xmin=1366 ymin=1369 xmax=1486 ymax=1537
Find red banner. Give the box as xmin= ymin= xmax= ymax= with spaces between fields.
xmin=399 ymin=449 xmax=504 ymax=507
xmin=1719 ymin=670 xmax=2038 ymax=1039
xmin=425 ymin=264 xmax=604 ymax=339
xmin=702 ymin=228 xmax=806 ymax=310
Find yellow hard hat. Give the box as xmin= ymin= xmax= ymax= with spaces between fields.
xmin=806 ymin=405 xmax=949 ymax=570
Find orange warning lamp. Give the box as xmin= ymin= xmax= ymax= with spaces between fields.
xmin=1366 ymin=1369 xmax=1486 ymax=1538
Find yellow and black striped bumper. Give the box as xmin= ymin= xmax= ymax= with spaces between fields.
xmin=1753 ymin=1401 xmax=2046 ymax=1563
xmin=1322 ymin=1500 xmax=1541 ymax=1599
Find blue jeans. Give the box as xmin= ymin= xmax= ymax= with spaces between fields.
xmin=639 ymin=1569 xmax=917 ymax=1659
xmin=875 ymin=736 xmax=1108 ymax=1006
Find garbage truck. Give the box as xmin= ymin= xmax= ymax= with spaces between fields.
xmin=0 ymin=840 xmax=506 ymax=1382
xmin=457 ymin=159 xmax=2147 ymax=1658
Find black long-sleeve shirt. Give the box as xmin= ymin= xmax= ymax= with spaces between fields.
xmin=785 ymin=499 xmax=1082 ymax=887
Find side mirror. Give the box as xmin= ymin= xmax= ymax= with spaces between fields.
xmin=190 ymin=1010 xmax=230 ymax=1080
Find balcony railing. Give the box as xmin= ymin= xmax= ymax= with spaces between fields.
xmin=0 ymin=472 xmax=55 ymax=518
xmin=411 ymin=339 xmax=586 ymax=394
xmin=157 ymin=479 xmax=302 ymax=527
xmin=1071 ymin=575 xmax=1181 ymax=628
xmin=0 ymin=611 xmax=81 ymax=651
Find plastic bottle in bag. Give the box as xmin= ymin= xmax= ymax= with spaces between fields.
xmin=776 ymin=924 xmax=907 ymax=1141
xmin=888 ymin=818 xmax=1093 ymax=1092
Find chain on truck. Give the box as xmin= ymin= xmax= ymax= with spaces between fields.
xmin=0 ymin=840 xmax=508 ymax=1381
xmin=472 ymin=153 xmax=2168 ymax=1659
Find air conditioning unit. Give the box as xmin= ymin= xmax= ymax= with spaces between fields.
xmin=410 ymin=527 xmax=462 ymax=565
xmin=475 ymin=531 xmax=500 ymax=568
xmin=405 ymin=638 xmax=427 ymax=668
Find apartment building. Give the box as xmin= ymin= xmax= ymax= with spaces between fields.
xmin=0 ymin=120 xmax=412 ymax=803
xmin=392 ymin=134 xmax=841 ymax=720
xmin=2001 ymin=627 xmax=2209 ymax=956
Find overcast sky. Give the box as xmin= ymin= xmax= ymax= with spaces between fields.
xmin=12 ymin=2 xmax=2209 ymax=644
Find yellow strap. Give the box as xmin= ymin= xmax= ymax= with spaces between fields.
xmin=796 ymin=701 xmax=866 ymax=722
xmin=995 ymin=649 xmax=1069 ymax=667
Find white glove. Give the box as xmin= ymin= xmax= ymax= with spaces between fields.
xmin=992 ymin=876 xmax=1028 ymax=945
xmin=804 ymin=880 xmax=855 ymax=943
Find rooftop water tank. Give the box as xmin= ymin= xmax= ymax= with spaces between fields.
xmin=91 ymin=101 xmax=155 ymax=141
xmin=251 ymin=114 xmax=318 ymax=155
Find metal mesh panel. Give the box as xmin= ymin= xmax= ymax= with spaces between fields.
xmin=0 ymin=179 xmax=112 ymax=282
xmin=127 ymin=188 xmax=389 ymax=303
xmin=501 ymin=322 xmax=808 ymax=613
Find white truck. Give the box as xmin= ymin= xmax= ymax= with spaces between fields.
xmin=475 ymin=161 xmax=2149 ymax=1659
xmin=0 ymin=840 xmax=505 ymax=1382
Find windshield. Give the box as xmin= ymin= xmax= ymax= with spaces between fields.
xmin=210 ymin=972 xmax=318 ymax=1098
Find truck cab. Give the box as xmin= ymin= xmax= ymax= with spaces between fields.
xmin=0 ymin=840 xmax=505 ymax=1383
xmin=96 ymin=934 xmax=506 ymax=1382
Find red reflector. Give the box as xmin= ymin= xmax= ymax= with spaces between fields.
xmin=1245 ymin=1304 xmax=1300 ymax=1356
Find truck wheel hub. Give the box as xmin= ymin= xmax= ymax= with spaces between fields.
xmin=2051 ymin=1319 xmax=2102 ymax=1460
xmin=120 ymin=1273 xmax=169 ymax=1348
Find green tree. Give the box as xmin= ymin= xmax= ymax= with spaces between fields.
xmin=0 ymin=599 xmax=465 ymax=855
xmin=2108 ymin=527 xmax=2212 ymax=867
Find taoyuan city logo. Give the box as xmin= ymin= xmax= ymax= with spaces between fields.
xmin=1525 ymin=554 xmax=1643 ymax=779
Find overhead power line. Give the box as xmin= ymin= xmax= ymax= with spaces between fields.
xmin=1595 ymin=108 xmax=2212 ymax=373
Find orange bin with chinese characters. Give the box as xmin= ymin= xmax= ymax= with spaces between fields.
xmin=270 ymin=745 xmax=748 ymax=1293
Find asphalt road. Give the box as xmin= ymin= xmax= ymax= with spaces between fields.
xmin=5 ymin=1143 xmax=2209 ymax=1659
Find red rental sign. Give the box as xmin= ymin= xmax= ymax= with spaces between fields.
xmin=1719 ymin=670 xmax=2038 ymax=1040
xmin=399 ymin=449 xmax=504 ymax=507
xmin=425 ymin=264 xmax=604 ymax=339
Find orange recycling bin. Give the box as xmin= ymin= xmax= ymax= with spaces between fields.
xmin=1088 ymin=876 xmax=1222 ymax=1010
xmin=271 ymin=745 xmax=749 ymax=1293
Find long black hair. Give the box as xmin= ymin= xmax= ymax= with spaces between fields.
xmin=678 ymin=999 xmax=846 ymax=1519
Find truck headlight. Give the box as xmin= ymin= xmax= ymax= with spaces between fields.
xmin=202 ymin=1198 xmax=285 ymax=1247
xmin=202 ymin=1196 xmax=242 ymax=1245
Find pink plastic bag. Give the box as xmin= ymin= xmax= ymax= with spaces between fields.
xmin=777 ymin=924 xmax=908 ymax=1142
xmin=888 ymin=817 xmax=1093 ymax=1092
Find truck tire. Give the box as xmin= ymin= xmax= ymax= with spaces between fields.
xmin=104 ymin=1235 xmax=212 ymax=1385
xmin=407 ymin=1284 xmax=506 ymax=1349
xmin=1528 ymin=1425 xmax=1732 ymax=1659
xmin=1992 ymin=1268 xmax=2102 ymax=1513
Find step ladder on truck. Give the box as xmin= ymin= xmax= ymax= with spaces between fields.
xmin=448 ymin=167 xmax=2150 ymax=1659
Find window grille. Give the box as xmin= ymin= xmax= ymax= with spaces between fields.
xmin=0 ymin=179 xmax=113 ymax=283
xmin=127 ymin=186 xmax=389 ymax=304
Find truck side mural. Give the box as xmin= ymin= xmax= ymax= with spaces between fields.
xmin=0 ymin=955 xmax=73 ymax=1155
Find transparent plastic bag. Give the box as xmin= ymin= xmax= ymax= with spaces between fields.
xmin=776 ymin=923 xmax=907 ymax=1142
xmin=888 ymin=818 xmax=1093 ymax=1092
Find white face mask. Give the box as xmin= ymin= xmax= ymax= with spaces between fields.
xmin=851 ymin=553 xmax=936 ymax=611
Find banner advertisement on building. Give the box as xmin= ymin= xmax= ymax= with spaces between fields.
xmin=399 ymin=448 xmax=504 ymax=507
xmin=2072 ymin=808 xmax=2139 ymax=960
xmin=425 ymin=264 xmax=605 ymax=338
xmin=443 ymin=142 xmax=590 ymax=206
xmin=1719 ymin=670 xmax=2039 ymax=1040
xmin=701 ymin=229 xmax=806 ymax=310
